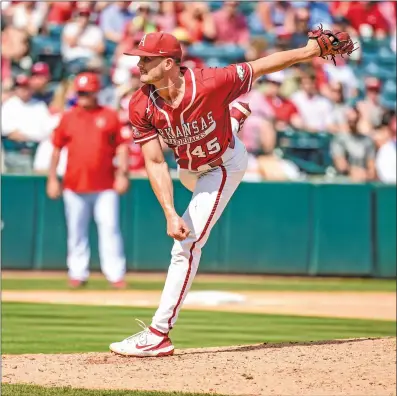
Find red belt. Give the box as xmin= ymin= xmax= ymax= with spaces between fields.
xmin=208 ymin=135 xmax=235 ymax=169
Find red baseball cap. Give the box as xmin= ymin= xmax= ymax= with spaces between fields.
xmin=32 ymin=62 xmax=50 ymax=77
xmin=14 ymin=74 xmax=30 ymax=87
xmin=365 ymin=77 xmax=381 ymax=91
xmin=124 ymin=32 xmax=182 ymax=59
xmin=74 ymin=72 xmax=101 ymax=92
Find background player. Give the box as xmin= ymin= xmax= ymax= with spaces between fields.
xmin=47 ymin=72 xmax=130 ymax=289
xmin=110 ymin=28 xmax=354 ymax=356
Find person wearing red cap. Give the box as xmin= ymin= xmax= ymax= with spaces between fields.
xmin=2 ymin=74 xmax=56 ymax=172
xmin=30 ymin=62 xmax=53 ymax=106
xmin=46 ymin=72 xmax=130 ymax=289
xmin=109 ymin=31 xmax=327 ymax=357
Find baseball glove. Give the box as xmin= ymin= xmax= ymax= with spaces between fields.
xmin=308 ymin=24 xmax=357 ymax=65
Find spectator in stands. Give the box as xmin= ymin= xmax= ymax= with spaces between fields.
xmin=325 ymin=82 xmax=350 ymax=134
xmin=262 ymin=71 xmax=303 ymax=131
xmin=114 ymin=30 xmax=143 ymax=79
xmin=61 ymin=6 xmax=105 ymax=63
xmin=254 ymin=2 xmax=295 ymax=36
xmin=46 ymin=2 xmax=75 ymax=25
xmin=291 ymin=73 xmax=333 ymax=133
xmin=172 ymin=27 xmax=205 ymax=69
xmin=289 ymin=7 xmax=310 ymax=49
xmin=213 ymin=1 xmax=249 ymax=45
xmin=29 ymin=62 xmax=53 ymax=106
xmin=331 ymin=107 xmax=376 ymax=182
xmin=244 ymin=36 xmax=268 ymax=62
xmin=129 ymin=2 xmax=160 ymax=34
xmin=178 ymin=2 xmax=216 ymax=43
xmin=376 ymin=110 xmax=396 ymax=184
xmin=2 ymin=75 xmax=56 ymax=143
xmin=357 ymin=77 xmax=384 ymax=133
xmin=11 ymin=1 xmax=47 ymax=36
xmin=99 ymin=1 xmax=133 ymax=44
xmin=1 ymin=24 xmax=30 ymax=84
xmin=321 ymin=57 xmax=360 ymax=102
xmin=1 ymin=74 xmax=57 ymax=173
xmin=344 ymin=1 xmax=390 ymax=38
xmin=155 ymin=1 xmax=177 ymax=32
xmin=291 ymin=1 xmax=333 ymax=29
xmin=49 ymin=76 xmax=76 ymax=113
xmin=233 ymin=84 xmax=296 ymax=181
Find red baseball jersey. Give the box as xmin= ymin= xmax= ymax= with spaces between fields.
xmin=52 ymin=106 xmax=129 ymax=193
xmin=129 ymin=63 xmax=253 ymax=171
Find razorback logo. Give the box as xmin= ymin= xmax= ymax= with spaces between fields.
xmin=131 ymin=126 xmax=141 ymax=138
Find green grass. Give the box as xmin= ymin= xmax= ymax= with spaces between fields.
xmin=2 ymin=302 xmax=395 ymax=355
xmin=2 ymin=276 xmax=396 ymax=292
xmin=1 ymin=384 xmax=220 ymax=396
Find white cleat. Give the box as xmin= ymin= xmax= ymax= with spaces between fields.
xmin=109 ymin=319 xmax=174 ymax=357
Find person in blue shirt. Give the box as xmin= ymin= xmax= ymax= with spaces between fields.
xmin=99 ymin=2 xmax=134 ymax=44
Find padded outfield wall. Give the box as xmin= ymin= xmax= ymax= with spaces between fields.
xmin=1 ymin=175 xmax=395 ymax=278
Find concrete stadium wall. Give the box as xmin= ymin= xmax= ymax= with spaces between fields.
xmin=1 ymin=175 xmax=395 ymax=278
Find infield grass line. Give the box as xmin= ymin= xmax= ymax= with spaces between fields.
xmin=1 ymin=384 xmax=224 ymax=396
xmin=2 ymin=302 xmax=395 ymax=355
xmin=2 ymin=277 xmax=396 ymax=292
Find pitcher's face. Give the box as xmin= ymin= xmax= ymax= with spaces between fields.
xmin=137 ymin=56 xmax=167 ymax=84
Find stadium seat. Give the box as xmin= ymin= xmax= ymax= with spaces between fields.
xmin=382 ymin=80 xmax=397 ymax=99
xmin=47 ymin=24 xmax=64 ymax=39
xmin=31 ymin=35 xmax=62 ymax=62
xmin=277 ymin=130 xmax=333 ymax=175
xmin=362 ymin=62 xmax=396 ymax=81
xmin=188 ymin=42 xmax=245 ymax=63
xmin=36 ymin=54 xmax=64 ymax=81
xmin=206 ymin=57 xmax=229 ymax=68
xmin=378 ymin=47 xmax=397 ymax=67
xmin=1 ymin=137 xmax=39 ymax=154
xmin=104 ymin=39 xmax=117 ymax=67
xmin=208 ymin=1 xmax=223 ymax=11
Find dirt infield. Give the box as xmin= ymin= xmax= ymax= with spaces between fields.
xmin=2 ymin=338 xmax=395 ymax=395
xmin=3 ymin=290 xmax=396 ymax=320
xmin=3 ymin=273 xmax=395 ymax=394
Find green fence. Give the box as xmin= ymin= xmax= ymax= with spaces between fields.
xmin=1 ymin=175 xmax=395 ymax=278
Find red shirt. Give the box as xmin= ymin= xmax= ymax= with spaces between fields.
xmin=129 ymin=64 xmax=253 ymax=171
xmin=345 ymin=2 xmax=390 ymax=33
xmin=265 ymin=96 xmax=298 ymax=123
xmin=47 ymin=2 xmax=75 ymax=24
xmin=52 ymin=105 xmax=127 ymax=193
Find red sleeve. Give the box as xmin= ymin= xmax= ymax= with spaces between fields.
xmin=52 ymin=113 xmax=69 ymax=149
xmin=113 ymin=112 xmax=130 ymax=147
xmin=128 ymin=89 xmax=158 ymax=145
xmin=205 ymin=62 xmax=253 ymax=106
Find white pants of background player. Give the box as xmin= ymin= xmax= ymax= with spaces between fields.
xmin=151 ymin=119 xmax=248 ymax=334
xmin=63 ymin=189 xmax=126 ymax=282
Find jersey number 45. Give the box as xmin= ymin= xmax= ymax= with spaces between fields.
xmin=190 ymin=137 xmax=221 ymax=158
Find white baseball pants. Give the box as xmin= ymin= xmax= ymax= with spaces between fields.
xmin=63 ymin=189 xmax=126 ymax=282
xmin=151 ymin=132 xmax=248 ymax=334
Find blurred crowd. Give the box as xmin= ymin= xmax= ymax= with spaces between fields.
xmin=1 ymin=1 xmax=396 ymax=183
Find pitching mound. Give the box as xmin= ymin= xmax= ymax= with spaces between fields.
xmin=2 ymin=338 xmax=396 ymax=395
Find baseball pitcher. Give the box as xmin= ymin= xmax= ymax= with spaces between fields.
xmin=110 ymin=27 xmax=355 ymax=357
